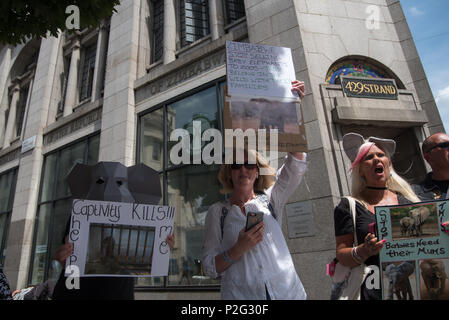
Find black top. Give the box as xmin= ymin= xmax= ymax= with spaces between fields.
xmin=333 ymin=194 xmax=411 ymax=300
xmin=412 ymin=172 xmax=448 ymax=201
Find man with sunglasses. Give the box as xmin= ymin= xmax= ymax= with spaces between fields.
xmin=412 ymin=133 xmax=449 ymax=200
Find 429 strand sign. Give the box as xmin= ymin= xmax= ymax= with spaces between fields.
xmin=341 ymin=76 xmax=399 ymax=100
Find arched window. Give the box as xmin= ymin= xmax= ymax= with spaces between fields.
xmin=326 ymin=56 xmax=405 ymax=89
xmin=2 ymin=39 xmax=41 ymax=149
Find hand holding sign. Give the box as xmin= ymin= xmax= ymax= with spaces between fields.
xmin=291 ymin=80 xmax=306 ymax=99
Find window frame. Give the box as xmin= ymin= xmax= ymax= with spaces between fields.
xmin=27 ymin=132 xmax=100 ymax=285
xmin=136 ymin=78 xmax=226 ymax=290
xmin=0 ymin=167 xmax=18 ymax=267
xmin=179 ymin=0 xmax=211 ymax=48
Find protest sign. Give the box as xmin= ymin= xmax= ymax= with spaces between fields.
xmin=224 ymin=41 xmax=308 ymax=152
xmin=375 ymin=200 xmax=449 ymax=300
xmin=66 ymin=199 xmax=175 ymax=277
xmin=226 ymin=40 xmax=297 ymax=99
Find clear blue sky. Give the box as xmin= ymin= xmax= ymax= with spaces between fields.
xmin=401 ymin=0 xmax=449 ymax=132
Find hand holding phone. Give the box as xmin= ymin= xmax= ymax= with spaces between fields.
xmin=246 ymin=211 xmax=264 ymax=231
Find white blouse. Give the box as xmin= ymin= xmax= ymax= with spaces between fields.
xmin=202 ymin=153 xmax=307 ymax=300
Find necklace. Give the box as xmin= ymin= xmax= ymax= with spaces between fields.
xmin=366 ymin=186 xmax=388 ymax=190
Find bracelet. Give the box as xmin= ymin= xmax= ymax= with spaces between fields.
xmin=351 ymin=247 xmax=364 ymax=264
xmin=222 ymin=250 xmax=233 ymax=264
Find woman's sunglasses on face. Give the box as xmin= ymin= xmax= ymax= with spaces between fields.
xmin=427 ymin=141 xmax=449 ymax=153
xmin=230 ymin=163 xmax=258 ymax=170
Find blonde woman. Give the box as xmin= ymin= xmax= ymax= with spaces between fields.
xmin=202 ymin=148 xmax=307 ymax=300
xmin=334 ymin=133 xmax=420 ymax=300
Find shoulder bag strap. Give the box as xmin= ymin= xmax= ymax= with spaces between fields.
xmin=257 ymin=193 xmax=276 ymax=220
xmin=344 ymin=196 xmax=358 ymax=246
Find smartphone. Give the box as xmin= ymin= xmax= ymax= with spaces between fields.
xmin=246 ymin=211 xmax=264 ymax=231
xmin=368 ymin=222 xmax=377 ymax=236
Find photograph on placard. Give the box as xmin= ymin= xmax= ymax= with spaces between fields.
xmin=389 ymin=203 xmax=440 ymax=241
xmin=381 ymin=260 xmax=417 ymax=300
xmin=85 ymin=223 xmax=156 ymax=276
xmin=418 ymin=258 xmax=449 ymax=300
xmin=223 ymin=96 xmax=308 ymax=153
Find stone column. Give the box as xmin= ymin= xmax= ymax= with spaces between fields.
xmin=63 ymin=40 xmax=81 ymax=117
xmin=3 ymin=84 xmax=20 ymax=148
xmin=91 ymin=22 xmax=109 ymax=102
xmin=209 ymin=0 xmax=224 ymax=40
xmin=163 ymin=0 xmax=176 ymax=64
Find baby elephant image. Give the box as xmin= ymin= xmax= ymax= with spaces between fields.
xmin=420 ymin=259 xmax=447 ymax=300
xmin=399 ymin=217 xmax=415 ymax=237
xmin=384 ymin=262 xmax=415 ymax=300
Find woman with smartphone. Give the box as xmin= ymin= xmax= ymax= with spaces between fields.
xmin=202 ymin=81 xmax=308 ymax=300
xmin=333 ymin=133 xmax=420 ymax=300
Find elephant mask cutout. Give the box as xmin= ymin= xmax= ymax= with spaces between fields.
xmin=67 ymin=162 xmax=161 ymax=205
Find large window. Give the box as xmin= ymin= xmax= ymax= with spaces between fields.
xmin=28 ymin=134 xmax=100 ymax=285
xmin=150 ymin=0 xmax=164 ymax=63
xmin=138 ymin=80 xmax=226 ymax=288
xmin=224 ymin=0 xmax=245 ymax=25
xmin=79 ymin=43 xmax=97 ymax=102
xmin=180 ymin=0 xmax=210 ymax=48
xmin=16 ymin=84 xmax=30 ymax=138
xmin=0 ymin=168 xmax=18 ymax=267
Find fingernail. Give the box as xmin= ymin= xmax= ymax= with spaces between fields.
xmin=382 ymin=239 xmax=386 ymax=243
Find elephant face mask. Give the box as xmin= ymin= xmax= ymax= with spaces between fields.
xmin=67 ymin=162 xmax=161 ymax=205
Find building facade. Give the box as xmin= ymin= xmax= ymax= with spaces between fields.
xmin=0 ymin=0 xmax=443 ymax=299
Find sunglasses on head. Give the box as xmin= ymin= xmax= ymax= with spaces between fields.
xmin=427 ymin=141 xmax=449 ymax=153
xmin=230 ymin=163 xmax=258 ymax=170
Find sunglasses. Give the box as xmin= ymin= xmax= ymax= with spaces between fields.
xmin=427 ymin=141 xmax=449 ymax=153
xmin=230 ymin=163 xmax=258 ymax=170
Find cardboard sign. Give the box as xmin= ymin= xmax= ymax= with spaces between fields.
xmin=66 ymin=199 xmax=175 ymax=277
xmin=226 ymin=41 xmax=297 ymax=99
xmin=375 ymin=200 xmax=449 ymax=300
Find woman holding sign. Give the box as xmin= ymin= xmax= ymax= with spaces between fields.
xmin=333 ymin=133 xmax=420 ymax=300
xmin=202 ymin=82 xmax=308 ymax=300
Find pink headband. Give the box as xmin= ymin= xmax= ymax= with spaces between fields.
xmin=351 ymin=142 xmax=374 ymax=170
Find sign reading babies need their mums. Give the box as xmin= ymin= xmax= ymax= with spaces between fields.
xmin=375 ymin=200 xmax=449 ymax=300
xmin=224 ymin=41 xmax=308 ymax=153
xmin=66 ymin=199 xmax=175 ymax=277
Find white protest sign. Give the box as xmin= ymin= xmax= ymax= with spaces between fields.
xmin=226 ymin=40 xmax=297 ymax=99
xmin=66 ymin=199 xmax=175 ymax=277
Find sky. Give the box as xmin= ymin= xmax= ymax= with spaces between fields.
xmin=400 ymin=0 xmax=449 ymax=132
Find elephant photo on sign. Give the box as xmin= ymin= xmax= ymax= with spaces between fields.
xmin=390 ymin=203 xmax=440 ymax=240
xmin=419 ymin=259 xmax=449 ymax=300
xmin=382 ymin=261 xmax=416 ymax=300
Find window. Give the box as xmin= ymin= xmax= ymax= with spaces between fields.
xmin=28 ymin=134 xmax=100 ymax=285
xmin=138 ymin=80 xmax=226 ymax=288
xmin=180 ymin=0 xmax=210 ymax=48
xmin=224 ymin=0 xmax=245 ymax=25
xmin=15 ymin=84 xmax=30 ymax=137
xmin=151 ymin=0 xmax=164 ymax=63
xmin=0 ymin=168 xmax=18 ymax=267
xmin=58 ymin=55 xmax=71 ymax=115
xmin=79 ymin=44 xmax=97 ymax=102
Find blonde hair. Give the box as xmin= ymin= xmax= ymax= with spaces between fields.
xmin=218 ymin=148 xmax=276 ymax=194
xmin=351 ymin=142 xmax=420 ymax=205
